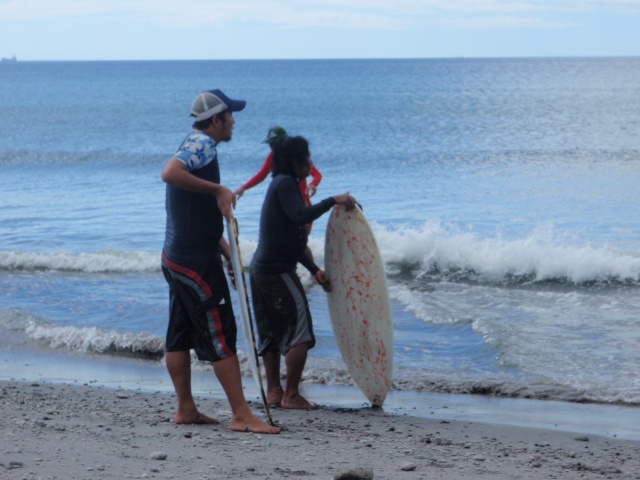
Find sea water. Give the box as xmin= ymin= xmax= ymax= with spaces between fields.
xmin=1 ymin=58 xmax=640 ymax=410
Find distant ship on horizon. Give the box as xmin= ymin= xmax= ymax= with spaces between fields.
xmin=1 ymin=55 xmax=17 ymax=62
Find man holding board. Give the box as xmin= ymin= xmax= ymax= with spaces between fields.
xmin=249 ymin=135 xmax=356 ymax=409
xmin=160 ymin=88 xmax=280 ymax=434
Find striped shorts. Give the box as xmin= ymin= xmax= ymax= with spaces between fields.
xmin=161 ymin=252 xmax=237 ymax=362
xmin=249 ymin=270 xmax=315 ymax=356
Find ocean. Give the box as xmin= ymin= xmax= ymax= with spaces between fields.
xmin=1 ymin=58 xmax=640 ymax=427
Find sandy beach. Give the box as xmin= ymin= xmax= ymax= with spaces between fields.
xmin=2 ymin=380 xmax=640 ymax=480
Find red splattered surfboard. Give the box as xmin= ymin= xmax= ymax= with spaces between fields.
xmin=324 ymin=204 xmax=393 ymax=406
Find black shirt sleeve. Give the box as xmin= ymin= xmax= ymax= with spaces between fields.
xmin=276 ymin=177 xmax=336 ymax=226
xmin=251 ymin=175 xmax=336 ymax=275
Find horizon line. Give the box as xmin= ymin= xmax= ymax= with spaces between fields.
xmin=3 ymin=54 xmax=640 ymax=63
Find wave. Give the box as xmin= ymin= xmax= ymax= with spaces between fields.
xmin=2 ymin=311 xmax=638 ymax=405
xmin=0 ymin=250 xmax=161 ymax=273
xmin=0 ymin=311 xmax=262 ymax=377
xmin=388 ymin=369 xmax=640 ymax=406
xmin=2 ymin=223 xmax=639 ymax=286
xmin=0 ymin=240 xmax=258 ymax=274
xmin=0 ymin=311 xmax=165 ymax=359
xmin=371 ymin=222 xmax=640 ymax=286
xmin=291 ymin=359 xmax=640 ymax=406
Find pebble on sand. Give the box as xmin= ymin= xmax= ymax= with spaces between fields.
xmin=334 ymin=466 xmax=374 ymax=479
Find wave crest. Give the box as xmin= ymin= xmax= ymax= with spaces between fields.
xmin=0 ymin=250 xmax=161 ymax=273
xmin=25 ymin=323 xmax=166 ymax=359
xmin=373 ymin=222 xmax=640 ymax=286
xmin=2 ymin=224 xmax=639 ymax=286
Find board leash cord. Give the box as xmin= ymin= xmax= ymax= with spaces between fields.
xmin=231 ymin=217 xmax=275 ymax=426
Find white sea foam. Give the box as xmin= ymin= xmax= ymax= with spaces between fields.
xmin=24 ymin=321 xmax=165 ymax=358
xmin=3 ymin=226 xmax=638 ymax=284
xmin=0 ymin=312 xmax=165 ymax=358
xmin=0 ymin=250 xmax=161 ymax=273
xmin=372 ymin=221 xmax=640 ymax=284
xmin=0 ymin=240 xmax=257 ymax=274
xmin=2 ymin=309 xmax=638 ymax=404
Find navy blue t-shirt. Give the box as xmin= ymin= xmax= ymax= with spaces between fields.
xmin=163 ymin=130 xmax=223 ymax=263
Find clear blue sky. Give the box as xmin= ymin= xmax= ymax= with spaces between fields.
xmin=1 ymin=0 xmax=639 ymax=61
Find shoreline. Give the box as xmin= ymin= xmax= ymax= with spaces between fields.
xmin=2 ymin=379 xmax=640 ymax=479
xmin=2 ymin=346 xmax=640 ymax=441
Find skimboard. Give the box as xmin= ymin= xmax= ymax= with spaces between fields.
xmin=226 ymin=215 xmax=274 ymax=425
xmin=324 ymin=204 xmax=393 ymax=406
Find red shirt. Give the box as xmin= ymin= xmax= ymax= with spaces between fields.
xmin=241 ymin=152 xmax=322 ymax=202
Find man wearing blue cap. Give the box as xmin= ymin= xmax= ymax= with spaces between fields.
xmin=160 ymin=89 xmax=280 ymax=434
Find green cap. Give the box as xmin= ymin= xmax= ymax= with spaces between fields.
xmin=262 ymin=126 xmax=288 ymax=144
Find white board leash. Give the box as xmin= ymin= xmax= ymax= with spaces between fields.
xmin=229 ymin=215 xmax=275 ymax=426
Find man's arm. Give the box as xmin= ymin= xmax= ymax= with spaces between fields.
xmin=309 ymin=161 xmax=322 ymax=186
xmin=299 ymin=251 xmax=331 ymax=292
xmin=218 ymin=237 xmax=231 ymax=262
xmin=219 ymin=237 xmax=236 ymax=288
xmin=161 ymin=158 xmax=236 ymax=219
xmin=237 ymin=153 xmax=273 ymax=196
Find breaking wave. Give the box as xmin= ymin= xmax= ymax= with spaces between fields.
xmin=4 ymin=223 xmax=638 ymax=286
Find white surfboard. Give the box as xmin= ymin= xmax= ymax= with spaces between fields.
xmin=324 ymin=205 xmax=394 ymax=406
xmin=226 ymin=215 xmax=274 ymax=425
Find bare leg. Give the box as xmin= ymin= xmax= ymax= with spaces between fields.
xmin=213 ymin=354 xmax=281 ymax=434
xmin=281 ymin=343 xmax=317 ymax=410
xmin=263 ymin=350 xmax=284 ymax=405
xmin=166 ymin=350 xmax=219 ymax=424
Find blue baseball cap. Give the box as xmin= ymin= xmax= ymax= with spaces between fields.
xmin=191 ymin=89 xmax=246 ymax=121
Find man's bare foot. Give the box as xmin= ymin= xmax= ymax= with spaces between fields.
xmin=266 ymin=386 xmax=284 ymax=406
xmin=175 ymin=411 xmax=220 ymax=425
xmin=230 ymin=413 xmax=281 ymax=434
xmin=281 ymin=393 xmax=318 ymax=410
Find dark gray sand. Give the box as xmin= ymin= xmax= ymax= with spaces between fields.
xmin=2 ymin=381 xmax=640 ymax=479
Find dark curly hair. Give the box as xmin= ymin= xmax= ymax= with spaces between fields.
xmin=271 ymin=136 xmax=310 ymax=178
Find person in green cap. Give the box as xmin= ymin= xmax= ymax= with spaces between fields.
xmin=235 ymin=126 xmax=323 ymax=232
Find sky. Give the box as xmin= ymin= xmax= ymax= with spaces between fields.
xmin=1 ymin=0 xmax=639 ymax=61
